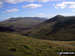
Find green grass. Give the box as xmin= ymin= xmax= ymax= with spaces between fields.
xmin=0 ymin=32 xmax=75 ymax=56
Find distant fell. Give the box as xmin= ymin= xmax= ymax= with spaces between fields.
xmin=0 ymin=17 xmax=46 ymax=32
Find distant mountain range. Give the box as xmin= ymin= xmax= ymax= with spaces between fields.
xmin=0 ymin=15 xmax=75 ymax=41
xmin=24 ymin=15 xmax=75 ymax=41
xmin=0 ymin=17 xmax=46 ymax=32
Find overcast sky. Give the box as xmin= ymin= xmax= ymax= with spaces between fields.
xmin=0 ymin=0 xmax=75 ymax=21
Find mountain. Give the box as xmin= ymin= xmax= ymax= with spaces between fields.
xmin=0 ymin=17 xmax=46 ymax=32
xmin=24 ymin=15 xmax=75 ymax=41
xmin=0 ymin=15 xmax=75 ymax=56
xmin=0 ymin=32 xmax=75 ymax=56
xmin=0 ymin=15 xmax=75 ymax=41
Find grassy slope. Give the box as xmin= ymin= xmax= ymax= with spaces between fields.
xmin=24 ymin=15 xmax=75 ymax=41
xmin=0 ymin=32 xmax=75 ymax=56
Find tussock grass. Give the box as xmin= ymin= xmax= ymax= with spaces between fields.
xmin=0 ymin=32 xmax=75 ymax=56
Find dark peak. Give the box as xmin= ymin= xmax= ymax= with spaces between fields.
xmin=53 ymin=15 xmax=66 ymax=21
xmin=55 ymin=15 xmax=65 ymax=18
xmin=44 ymin=15 xmax=66 ymax=23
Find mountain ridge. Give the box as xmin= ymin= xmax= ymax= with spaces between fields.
xmin=24 ymin=15 xmax=75 ymax=41
xmin=0 ymin=15 xmax=75 ymax=41
xmin=0 ymin=17 xmax=46 ymax=32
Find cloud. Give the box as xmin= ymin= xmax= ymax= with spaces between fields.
xmin=2 ymin=9 xmax=18 ymax=13
xmin=34 ymin=13 xmax=45 ymax=17
xmin=61 ymin=13 xmax=75 ymax=16
xmin=2 ymin=0 xmax=62 ymax=4
xmin=23 ymin=4 xmax=42 ymax=8
xmin=55 ymin=2 xmax=75 ymax=9
xmin=0 ymin=0 xmax=3 ymax=8
xmin=0 ymin=0 xmax=62 ymax=8
xmin=38 ymin=13 xmax=45 ymax=16
xmin=4 ymin=0 xmax=61 ymax=4
xmin=37 ymin=0 xmax=61 ymax=2
xmin=4 ymin=0 xmax=35 ymax=4
xmin=37 ymin=0 xmax=49 ymax=2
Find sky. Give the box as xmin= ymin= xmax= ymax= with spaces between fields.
xmin=0 ymin=0 xmax=75 ymax=21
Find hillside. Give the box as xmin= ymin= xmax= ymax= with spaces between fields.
xmin=0 ymin=32 xmax=75 ymax=56
xmin=0 ymin=17 xmax=46 ymax=32
xmin=24 ymin=15 xmax=75 ymax=41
